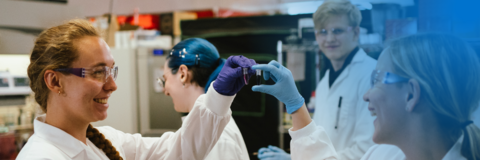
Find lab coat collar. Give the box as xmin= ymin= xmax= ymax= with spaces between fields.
xmin=34 ymin=115 xmax=87 ymax=158
xmin=329 ymin=48 xmax=369 ymax=90
xmin=443 ymin=133 xmax=466 ymax=160
xmin=350 ymin=48 xmax=369 ymax=65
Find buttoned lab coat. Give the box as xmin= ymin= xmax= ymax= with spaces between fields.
xmin=313 ymin=49 xmax=376 ymax=160
xmin=289 ymin=121 xmax=469 ymax=160
xmin=17 ymin=84 xmax=234 ymax=160
xmin=181 ymin=116 xmax=249 ymax=160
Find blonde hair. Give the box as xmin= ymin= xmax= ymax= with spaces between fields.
xmin=387 ymin=33 xmax=480 ymax=160
xmin=28 ymin=19 xmax=123 ymax=160
xmin=313 ymin=0 xmax=362 ymax=29
xmin=28 ymin=19 xmax=98 ymax=113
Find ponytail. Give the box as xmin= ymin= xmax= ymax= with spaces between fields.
xmin=462 ymin=122 xmax=480 ymax=160
xmin=86 ymin=124 xmax=123 ymax=160
xmin=204 ymin=58 xmax=225 ymax=93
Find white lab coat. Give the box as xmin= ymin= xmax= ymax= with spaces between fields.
xmin=181 ymin=116 xmax=249 ymax=160
xmin=361 ymin=134 xmax=467 ymax=160
xmin=313 ymin=49 xmax=376 ymax=159
xmin=290 ymin=121 xmax=468 ymax=160
xmin=16 ymin=84 xmax=234 ymax=160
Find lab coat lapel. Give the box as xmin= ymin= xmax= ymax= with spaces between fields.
xmin=329 ymin=49 xmax=368 ymax=93
xmin=34 ymin=115 xmax=86 ymax=158
xmin=442 ymin=134 xmax=467 ymax=160
xmin=321 ymin=70 xmax=330 ymax=92
xmin=329 ymin=67 xmax=350 ymax=93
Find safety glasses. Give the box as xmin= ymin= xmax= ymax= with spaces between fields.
xmin=370 ymin=70 xmax=409 ymax=88
xmin=54 ymin=66 xmax=118 ymax=84
xmin=157 ymin=77 xmax=165 ymax=88
xmin=315 ymin=26 xmax=353 ymax=38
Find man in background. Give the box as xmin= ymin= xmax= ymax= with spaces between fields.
xmin=258 ymin=0 xmax=376 ymax=159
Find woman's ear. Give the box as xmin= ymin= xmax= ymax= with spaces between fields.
xmin=44 ymin=70 xmax=63 ymax=94
xmin=178 ymin=65 xmax=190 ymax=85
xmin=405 ymin=79 xmax=421 ymax=112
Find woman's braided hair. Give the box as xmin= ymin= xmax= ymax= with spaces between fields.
xmin=87 ymin=125 xmax=123 ymax=160
xmin=27 ymin=19 xmax=123 ymax=160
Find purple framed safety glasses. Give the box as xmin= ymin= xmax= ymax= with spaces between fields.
xmin=54 ymin=66 xmax=118 ymax=84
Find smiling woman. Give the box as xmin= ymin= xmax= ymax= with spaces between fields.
xmin=251 ymin=33 xmax=480 ymax=160
xmin=17 ymin=19 xmax=250 ymax=160
xmin=23 ymin=19 xmax=123 ymax=160
xmin=363 ymin=33 xmax=480 ymax=160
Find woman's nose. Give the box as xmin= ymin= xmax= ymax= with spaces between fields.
xmin=104 ymin=76 xmax=118 ymax=92
xmin=163 ymin=89 xmax=170 ymax=96
xmin=363 ymin=89 xmax=370 ymax=102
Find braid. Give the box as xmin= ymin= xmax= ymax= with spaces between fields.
xmin=86 ymin=124 xmax=123 ymax=160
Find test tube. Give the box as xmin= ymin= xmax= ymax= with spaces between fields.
xmin=243 ymin=68 xmax=248 ymax=85
xmin=256 ymin=69 xmax=261 ymax=85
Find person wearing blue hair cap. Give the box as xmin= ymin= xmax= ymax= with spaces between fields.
xmin=160 ymin=38 xmax=253 ymax=160
xmin=16 ymin=21 xmax=255 ymax=160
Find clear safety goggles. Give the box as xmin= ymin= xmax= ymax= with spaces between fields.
xmin=370 ymin=70 xmax=409 ymax=88
xmin=315 ymin=26 xmax=353 ymax=38
xmin=54 ymin=66 xmax=118 ymax=84
xmin=157 ymin=77 xmax=165 ymax=88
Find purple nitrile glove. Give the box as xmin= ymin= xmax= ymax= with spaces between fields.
xmin=213 ymin=55 xmax=256 ymax=96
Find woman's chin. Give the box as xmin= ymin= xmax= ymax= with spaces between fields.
xmin=173 ymin=104 xmax=188 ymax=113
xmin=93 ymin=111 xmax=108 ymax=121
xmin=372 ymin=129 xmax=390 ymax=144
xmin=372 ymin=134 xmax=381 ymax=144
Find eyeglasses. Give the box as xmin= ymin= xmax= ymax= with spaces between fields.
xmin=315 ymin=27 xmax=352 ymax=38
xmin=157 ymin=77 xmax=165 ymax=88
xmin=54 ymin=66 xmax=118 ymax=84
xmin=370 ymin=70 xmax=409 ymax=88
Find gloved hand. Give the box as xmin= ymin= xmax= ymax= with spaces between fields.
xmin=258 ymin=145 xmax=292 ymax=160
xmin=252 ymin=60 xmax=304 ymax=114
xmin=214 ymin=55 xmax=256 ymax=96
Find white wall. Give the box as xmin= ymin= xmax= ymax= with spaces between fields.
xmin=0 ymin=1 xmax=84 ymax=30
xmin=0 ymin=54 xmax=30 ymax=76
xmin=0 ymin=29 xmax=36 ymax=55
xmin=69 ymin=0 xmax=414 ymax=17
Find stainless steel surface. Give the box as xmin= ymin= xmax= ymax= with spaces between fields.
xmin=137 ymin=47 xmax=182 ymax=135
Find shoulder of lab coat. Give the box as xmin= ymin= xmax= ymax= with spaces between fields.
xmin=96 ymin=82 xmax=234 ymax=160
xmin=16 ymin=133 xmax=72 ymax=160
xmin=204 ymin=118 xmax=250 ymax=160
xmin=289 ymin=121 xmax=338 ymax=160
xmin=16 ymin=115 xmax=93 ymax=160
xmin=360 ymin=134 xmax=467 ymax=160
xmin=360 ymin=144 xmax=405 ymax=160
xmin=18 ymin=82 xmax=234 ymax=160
xmin=313 ymin=48 xmax=376 ymax=160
